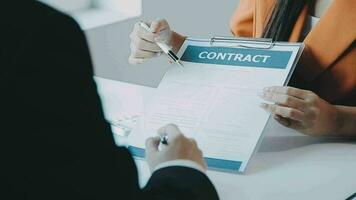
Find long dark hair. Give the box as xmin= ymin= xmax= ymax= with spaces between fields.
xmin=262 ymin=0 xmax=309 ymax=41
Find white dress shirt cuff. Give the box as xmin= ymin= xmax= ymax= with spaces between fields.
xmin=153 ymin=159 xmax=206 ymax=174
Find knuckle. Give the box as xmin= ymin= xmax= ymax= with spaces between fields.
xmin=285 ymin=87 xmax=293 ymax=94
xmin=289 ymin=110 xmax=296 ymax=118
xmin=264 ymin=92 xmax=273 ymax=100
xmin=271 ymin=93 xmax=279 ymax=101
xmin=191 ymin=139 xmax=197 ymax=146
xmin=308 ymin=107 xmax=320 ymax=117
xmin=159 ymin=18 xmax=167 ymax=23
xmin=145 ymin=137 xmax=153 ymax=145
xmin=169 ymin=124 xmax=181 ymax=133
xmin=161 ymin=19 xmax=169 ymax=27
xmin=304 ymin=98 xmax=312 ymax=105
xmin=198 ymin=147 xmax=203 ymax=153
xmin=166 ymin=123 xmax=177 ymax=128
xmin=174 ymin=132 xmax=184 ymax=140
xmin=306 ymin=92 xmax=318 ymax=101
xmin=135 ymin=38 xmax=144 ymax=48
xmin=271 ymin=105 xmax=278 ymax=113
xmin=267 ymin=86 xmax=276 ymax=92
xmin=309 ymin=93 xmax=317 ymax=99
xmin=265 ymin=92 xmax=272 ymax=100
xmin=277 ymin=108 xmax=286 ymax=117
xmin=288 ymin=109 xmax=299 ymax=118
xmin=156 ymin=18 xmax=166 ymax=24
xmin=283 ymin=96 xmax=291 ymax=105
xmin=197 ymin=149 xmax=203 ymax=156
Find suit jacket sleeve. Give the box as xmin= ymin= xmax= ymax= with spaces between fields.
xmin=1 ymin=2 xmax=218 ymax=200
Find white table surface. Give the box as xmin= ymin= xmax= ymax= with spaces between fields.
xmin=95 ymin=77 xmax=356 ymax=200
xmin=135 ymin=120 xmax=356 ymax=200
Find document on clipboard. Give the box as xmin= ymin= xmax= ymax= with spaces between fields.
xmin=127 ymin=37 xmax=304 ymax=173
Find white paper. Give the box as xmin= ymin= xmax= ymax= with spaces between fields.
xmin=126 ymin=38 xmax=303 ymax=172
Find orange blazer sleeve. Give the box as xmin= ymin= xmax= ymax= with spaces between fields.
xmin=229 ymin=0 xmax=255 ymax=37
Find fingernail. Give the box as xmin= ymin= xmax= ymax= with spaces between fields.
xmin=273 ymin=115 xmax=280 ymax=120
xmin=156 ymin=52 xmax=162 ymax=56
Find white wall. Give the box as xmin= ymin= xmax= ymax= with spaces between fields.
xmin=87 ymin=0 xmax=240 ymax=87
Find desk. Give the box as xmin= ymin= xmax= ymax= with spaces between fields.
xmin=135 ymin=120 xmax=356 ymax=200
xmin=96 ymin=77 xmax=356 ymax=200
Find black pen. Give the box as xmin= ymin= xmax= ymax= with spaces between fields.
xmin=160 ymin=133 xmax=169 ymax=145
xmin=139 ymin=21 xmax=184 ymax=68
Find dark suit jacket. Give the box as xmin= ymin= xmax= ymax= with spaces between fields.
xmin=0 ymin=1 xmax=219 ymax=199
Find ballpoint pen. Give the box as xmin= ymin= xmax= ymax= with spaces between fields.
xmin=139 ymin=21 xmax=184 ymax=67
xmin=160 ymin=133 xmax=169 ymax=145
xmin=157 ymin=133 xmax=168 ymax=151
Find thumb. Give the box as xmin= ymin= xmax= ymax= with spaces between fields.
xmin=145 ymin=136 xmax=160 ymax=154
xmin=149 ymin=19 xmax=169 ymax=34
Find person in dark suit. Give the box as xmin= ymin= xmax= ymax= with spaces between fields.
xmin=0 ymin=1 xmax=219 ymax=199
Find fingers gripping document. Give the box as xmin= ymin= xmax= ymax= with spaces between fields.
xmin=127 ymin=38 xmax=304 ymax=173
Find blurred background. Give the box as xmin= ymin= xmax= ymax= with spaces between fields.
xmin=39 ymin=0 xmax=239 ymax=87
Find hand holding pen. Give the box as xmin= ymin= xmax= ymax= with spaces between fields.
xmin=129 ymin=19 xmax=183 ymax=67
xmin=145 ymin=124 xmax=206 ymax=172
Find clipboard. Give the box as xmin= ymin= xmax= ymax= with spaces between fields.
xmin=209 ymin=36 xmax=275 ymax=49
xmin=127 ymin=36 xmax=305 ymax=173
xmin=184 ymin=36 xmax=304 ymax=51
xmin=174 ymin=36 xmax=305 ymax=172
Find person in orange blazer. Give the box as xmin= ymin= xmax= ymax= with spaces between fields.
xmin=128 ymin=0 xmax=356 ymax=136
xmin=229 ymin=0 xmax=356 ymax=136
xmin=230 ymin=0 xmax=356 ymax=106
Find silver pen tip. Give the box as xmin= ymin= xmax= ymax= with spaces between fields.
xmin=177 ymin=60 xmax=184 ymax=67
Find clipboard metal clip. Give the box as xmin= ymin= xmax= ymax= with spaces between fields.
xmin=210 ymin=36 xmax=275 ymax=49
